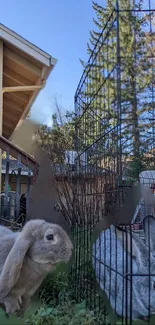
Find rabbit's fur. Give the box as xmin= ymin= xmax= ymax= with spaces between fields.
xmin=92 ymin=216 xmax=155 ymax=320
xmin=0 ymin=220 xmax=73 ymax=316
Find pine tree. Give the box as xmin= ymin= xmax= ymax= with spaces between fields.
xmin=78 ymin=0 xmax=155 ymax=171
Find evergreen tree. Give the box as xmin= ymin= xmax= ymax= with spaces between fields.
xmin=78 ymin=0 xmax=155 ymax=171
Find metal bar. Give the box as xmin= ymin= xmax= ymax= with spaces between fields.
xmin=75 ymin=11 xmax=116 ymax=98
xmin=117 ymin=9 xmax=155 ymax=12
xmin=16 ymin=154 xmax=22 ymax=219
xmin=26 ymin=170 xmax=31 ymax=219
xmin=4 ymin=151 xmax=10 ymax=218
xmin=75 ymin=126 xmax=117 ymax=161
xmin=0 ymin=41 xmax=3 ymax=193
xmin=116 ymin=0 xmax=122 ymax=184
xmin=75 ymin=64 xmax=117 ymax=127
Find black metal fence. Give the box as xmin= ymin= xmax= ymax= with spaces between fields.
xmin=0 ymin=150 xmax=33 ymax=229
xmin=71 ymin=0 xmax=155 ymax=324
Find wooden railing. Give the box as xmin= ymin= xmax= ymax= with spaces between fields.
xmin=0 ymin=136 xmax=39 ymax=228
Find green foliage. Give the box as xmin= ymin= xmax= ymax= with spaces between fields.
xmin=123 ymin=156 xmax=145 ymax=184
xmin=79 ymin=0 xmax=155 ymax=169
xmin=39 ymin=271 xmax=69 ymax=305
xmin=26 ymin=300 xmax=106 ymax=325
xmin=37 ymin=106 xmax=76 ymax=164
xmin=26 ymin=272 xmax=105 ymax=325
xmin=26 ymin=271 xmax=155 ymax=325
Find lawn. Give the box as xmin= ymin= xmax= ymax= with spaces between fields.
xmin=0 ymin=296 xmax=41 ymax=325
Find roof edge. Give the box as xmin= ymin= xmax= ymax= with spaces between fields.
xmin=0 ymin=23 xmax=57 ymax=66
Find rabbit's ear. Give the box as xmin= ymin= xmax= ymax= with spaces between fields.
xmin=143 ymin=215 xmax=155 ymax=253
xmin=0 ymin=231 xmax=33 ymax=299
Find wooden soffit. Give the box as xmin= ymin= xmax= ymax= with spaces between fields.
xmin=0 ymin=24 xmax=57 ymax=139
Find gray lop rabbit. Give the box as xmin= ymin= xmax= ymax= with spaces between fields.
xmin=92 ymin=215 xmax=155 ymax=320
xmin=0 ymin=219 xmax=73 ymax=317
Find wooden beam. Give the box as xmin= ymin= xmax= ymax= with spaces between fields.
xmin=0 ymin=135 xmax=39 ymax=171
xmin=5 ymin=90 xmax=29 ymax=103
xmin=2 ymin=132 xmax=10 ymax=139
xmin=3 ymin=127 xmax=12 ymax=137
xmin=4 ymin=92 xmax=27 ymax=107
xmin=3 ymin=96 xmax=23 ymax=113
xmin=3 ymin=78 xmax=29 ymax=103
xmin=3 ymin=110 xmax=19 ymax=122
xmin=3 ymin=125 xmax=13 ymax=139
xmin=2 ymin=124 xmax=12 ymax=132
xmin=2 ymin=84 xmax=45 ymax=93
xmin=4 ymin=47 xmax=42 ymax=77
xmin=3 ymin=118 xmax=15 ymax=129
xmin=0 ymin=41 xmax=3 ymax=190
xmin=16 ymin=66 xmax=48 ymax=124
xmin=3 ymin=66 xmax=34 ymax=86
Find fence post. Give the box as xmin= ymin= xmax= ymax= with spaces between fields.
xmin=16 ymin=153 xmax=22 ymax=219
xmin=116 ymin=0 xmax=122 ymax=185
xmin=0 ymin=41 xmax=3 ymax=194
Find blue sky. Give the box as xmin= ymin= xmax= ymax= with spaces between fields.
xmin=0 ymin=0 xmax=99 ymax=125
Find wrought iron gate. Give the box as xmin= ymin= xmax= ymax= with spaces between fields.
xmin=71 ymin=0 xmax=155 ymax=324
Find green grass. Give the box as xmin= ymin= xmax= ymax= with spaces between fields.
xmin=0 ymin=296 xmax=41 ymax=325
xmin=26 ymin=271 xmax=108 ymax=325
xmin=27 ymin=300 xmax=107 ymax=325
xmin=1 ymin=269 xmax=154 ymax=325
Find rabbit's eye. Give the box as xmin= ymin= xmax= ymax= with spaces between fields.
xmin=46 ymin=234 xmax=54 ymax=241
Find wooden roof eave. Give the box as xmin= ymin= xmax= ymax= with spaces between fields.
xmin=0 ymin=23 xmax=57 ymax=139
